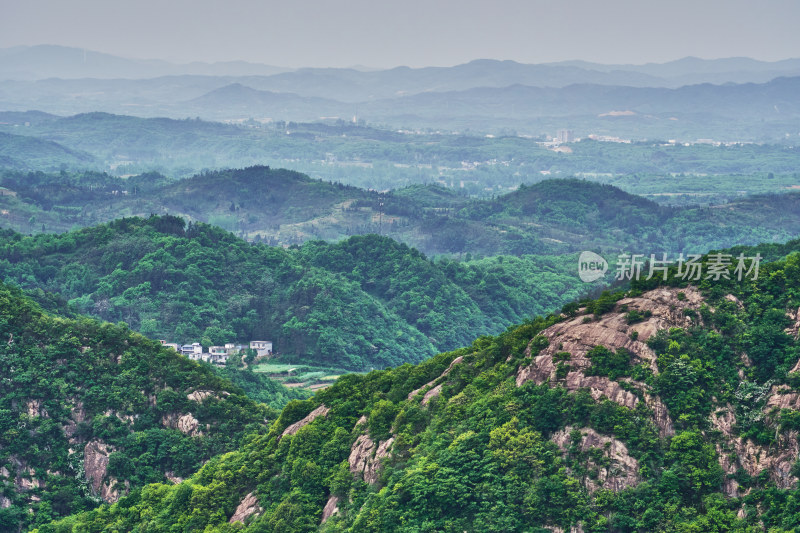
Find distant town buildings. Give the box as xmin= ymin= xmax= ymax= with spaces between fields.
xmin=159 ymin=339 xmax=273 ymax=365
xmin=556 ymin=129 xmax=574 ymax=143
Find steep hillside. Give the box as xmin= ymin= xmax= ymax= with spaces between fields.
xmin=36 ymin=239 xmax=800 ymax=531
xmin=0 ymin=281 xmax=284 ymax=531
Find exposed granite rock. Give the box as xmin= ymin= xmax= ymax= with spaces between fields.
xmin=321 ymin=495 xmax=340 ymax=523
xmin=786 ymin=307 xmax=800 ymax=339
xmin=349 ymin=434 xmax=394 ymax=484
xmin=160 ymin=412 xmax=202 ymax=436
xmin=177 ymin=413 xmax=200 ymax=436
xmin=766 ymin=385 xmax=800 ymax=411
xmin=551 ymin=427 xmax=639 ymax=493
xmin=281 ymin=405 xmax=330 ymax=438
xmin=725 ymin=294 xmax=744 ymax=308
xmin=354 ymin=415 xmax=368 ymax=429
xmin=83 ymin=439 xmax=126 ymax=502
xmin=408 ymin=356 xmax=464 ymax=401
xmin=101 ymin=476 xmax=128 ymax=502
xmin=421 ymin=383 xmax=444 ymax=406
xmin=17 ymin=467 xmax=43 ymax=492
xmin=165 ymin=471 xmax=184 ymax=484
xmin=516 ymin=287 xmax=699 ymax=436
xmin=25 ymin=399 xmax=48 ymax=418
xmin=187 ymin=390 xmax=213 ymax=402
xmin=84 ymin=440 xmax=111 ymax=496
xmin=229 ymin=492 xmax=262 ymax=524
xmin=187 ymin=389 xmax=230 ymax=403
xmin=711 ymin=405 xmax=799 ymax=496
xmin=548 ymin=524 xmax=585 ymax=533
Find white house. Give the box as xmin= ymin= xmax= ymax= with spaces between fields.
xmin=250 ymin=340 xmax=273 ymax=356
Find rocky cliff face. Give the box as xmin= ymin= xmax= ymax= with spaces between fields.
xmin=348 ymin=434 xmax=395 ymax=485
xmin=516 ymin=286 xmax=701 ymax=436
xmin=711 ymin=404 xmax=799 ymax=496
xmin=551 ymin=427 xmax=640 ymax=493
xmin=83 ymin=440 xmax=128 ymax=502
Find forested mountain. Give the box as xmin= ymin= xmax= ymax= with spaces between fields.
xmin=32 ymin=238 xmax=800 ymax=531
xmin=0 ymin=132 xmax=96 ymax=171
xmin=1 ymin=166 xmax=799 ymax=257
xmin=0 ymin=216 xmax=584 ymax=370
xmin=0 ymin=281 xmax=290 ymax=531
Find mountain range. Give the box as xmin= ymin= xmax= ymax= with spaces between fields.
xmin=3 ymin=47 xmax=800 ymax=140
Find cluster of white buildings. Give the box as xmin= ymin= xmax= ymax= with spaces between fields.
xmin=160 ymin=340 xmax=273 ymax=365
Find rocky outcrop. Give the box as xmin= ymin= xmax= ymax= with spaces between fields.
xmin=161 ymin=412 xmax=202 ymax=436
xmin=548 ymin=524 xmax=585 ymax=533
xmin=711 ymin=405 xmax=799 ymax=496
xmin=17 ymin=467 xmax=43 ymax=492
xmin=63 ymin=400 xmax=87 ymax=441
xmin=83 ymin=439 xmax=126 ymax=502
xmin=408 ymin=356 xmax=464 ymax=402
xmin=84 ymin=440 xmax=111 ymax=496
xmin=321 ymin=495 xmax=340 ymax=523
xmin=281 ymin=405 xmax=330 ymax=438
xmin=516 ymin=287 xmax=699 ymax=437
xmin=187 ymin=390 xmax=214 ymax=402
xmin=229 ymin=492 xmax=262 ymax=524
xmin=551 ymin=427 xmax=639 ymax=493
xmin=421 ymin=383 xmax=444 ymax=406
xmin=187 ymin=389 xmax=230 ymax=403
xmin=765 ymin=385 xmax=800 ymax=411
xmin=177 ymin=414 xmax=200 ymax=435
xmin=786 ymin=307 xmax=800 ymax=339
xmin=349 ymin=434 xmax=394 ymax=484
xmin=165 ymin=471 xmax=184 ymax=484
xmin=25 ymin=399 xmax=48 ymax=418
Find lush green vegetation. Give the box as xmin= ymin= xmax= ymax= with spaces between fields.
xmin=1 ymin=112 xmax=799 ymax=196
xmin=0 ymin=215 xmax=586 ymax=370
xmin=0 ymin=281 xmax=303 ymax=531
xmin=33 ymin=238 xmax=800 ymax=532
xmin=1 ymin=166 xmax=799 ymax=258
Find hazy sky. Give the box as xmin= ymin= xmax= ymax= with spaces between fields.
xmin=2 ymin=0 xmax=799 ymax=68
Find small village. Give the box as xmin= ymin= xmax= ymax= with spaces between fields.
xmin=159 ymin=339 xmax=273 ymax=365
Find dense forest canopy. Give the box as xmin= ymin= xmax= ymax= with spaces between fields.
xmin=0 ymin=166 xmax=799 ymax=258
xmin=0 ymin=215 xmax=587 ymax=370
xmin=26 ymin=238 xmax=800 ymax=532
